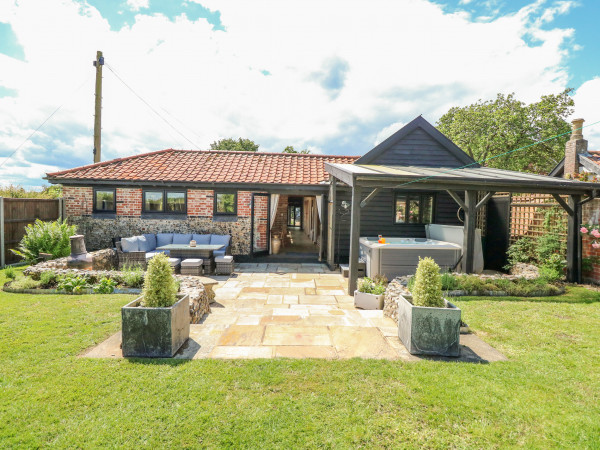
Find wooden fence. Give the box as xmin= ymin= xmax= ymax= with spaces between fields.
xmin=509 ymin=193 xmax=567 ymax=243
xmin=0 ymin=197 xmax=63 ymax=266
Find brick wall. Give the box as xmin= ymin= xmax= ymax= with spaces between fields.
xmin=63 ymin=186 xmax=93 ymax=216
xmin=582 ymin=198 xmax=600 ymax=283
xmin=188 ymin=189 xmax=213 ymax=217
xmin=271 ymin=195 xmax=289 ymax=245
xmin=238 ymin=191 xmax=252 ymax=217
xmin=116 ymin=188 xmax=142 ymax=216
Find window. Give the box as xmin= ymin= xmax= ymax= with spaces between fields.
xmin=143 ymin=190 xmax=186 ymax=214
xmin=214 ymin=192 xmax=237 ymax=215
xmin=94 ymin=189 xmax=115 ymax=212
xmin=394 ymin=193 xmax=434 ymax=224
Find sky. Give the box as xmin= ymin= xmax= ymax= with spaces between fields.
xmin=0 ymin=0 xmax=599 ymax=189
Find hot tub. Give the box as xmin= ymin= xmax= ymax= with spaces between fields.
xmin=359 ymin=236 xmax=462 ymax=279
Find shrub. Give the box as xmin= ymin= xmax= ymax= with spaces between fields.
xmin=372 ymin=274 xmax=389 ymax=286
xmin=505 ymin=236 xmax=536 ymax=270
xmin=121 ymin=264 xmax=145 ymax=288
xmin=142 ymin=253 xmax=177 ymax=307
xmin=536 ymin=234 xmax=565 ymax=264
xmin=57 ymin=274 xmax=90 ymax=294
xmin=93 ymin=277 xmax=117 ymax=294
xmin=9 ymin=276 xmax=41 ymax=290
xmin=4 ymin=266 xmax=16 ymax=280
xmin=539 ymin=266 xmax=562 ymax=283
xmin=358 ymin=277 xmax=386 ymax=295
xmin=411 ymin=257 xmax=444 ymax=308
xmin=440 ymin=273 xmax=459 ymax=291
xmin=11 ymin=219 xmax=77 ymax=263
xmin=39 ymin=271 xmax=58 ymax=287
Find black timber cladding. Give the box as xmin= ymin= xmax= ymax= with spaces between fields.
xmin=355 ymin=116 xmax=478 ymax=168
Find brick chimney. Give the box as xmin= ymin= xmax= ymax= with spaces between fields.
xmin=564 ymin=118 xmax=588 ymax=178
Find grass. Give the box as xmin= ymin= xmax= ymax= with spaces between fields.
xmin=1 ymin=267 xmax=599 ymax=447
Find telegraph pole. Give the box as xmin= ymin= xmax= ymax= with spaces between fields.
xmin=93 ymin=50 xmax=104 ymax=163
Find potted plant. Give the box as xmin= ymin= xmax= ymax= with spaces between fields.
xmin=354 ymin=276 xmax=386 ymax=310
xmin=121 ymin=253 xmax=189 ymax=358
xmin=398 ymin=257 xmax=461 ymax=356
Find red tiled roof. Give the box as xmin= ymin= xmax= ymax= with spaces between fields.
xmin=46 ymin=149 xmax=359 ymax=186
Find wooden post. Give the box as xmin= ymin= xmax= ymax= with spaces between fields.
xmin=93 ymin=50 xmax=103 ymax=163
xmin=0 ymin=197 xmax=4 ymax=268
xmin=319 ymin=194 xmax=327 ymax=262
xmin=58 ymin=197 xmax=64 ymax=221
xmin=463 ymin=190 xmax=477 ymax=273
xmin=327 ymin=177 xmax=337 ymax=268
xmin=566 ymin=194 xmax=582 ymax=283
xmin=348 ymin=184 xmax=361 ymax=295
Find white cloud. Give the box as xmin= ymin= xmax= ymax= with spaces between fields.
xmin=374 ymin=121 xmax=405 ymax=146
xmin=126 ymin=0 xmax=149 ymax=12
xmin=572 ymin=78 xmax=600 ymax=150
xmin=0 ymin=0 xmax=590 ymax=188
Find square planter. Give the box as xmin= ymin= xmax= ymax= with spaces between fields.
xmin=121 ymin=294 xmax=190 ymax=358
xmin=354 ymin=290 xmax=384 ymax=310
xmin=397 ymin=294 xmax=461 ymax=357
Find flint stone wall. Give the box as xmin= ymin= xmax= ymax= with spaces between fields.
xmin=68 ymin=216 xmax=251 ymax=255
xmin=24 ymin=262 xmax=211 ymax=324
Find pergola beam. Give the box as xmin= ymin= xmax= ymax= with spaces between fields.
xmin=327 ymin=177 xmax=337 ymax=268
xmin=446 ymin=190 xmax=466 ymax=210
xmin=360 ymin=188 xmax=381 ymax=208
xmin=476 ymin=191 xmax=495 ymax=211
xmin=552 ymin=194 xmax=574 ymax=216
xmin=462 ymin=190 xmax=477 ymax=274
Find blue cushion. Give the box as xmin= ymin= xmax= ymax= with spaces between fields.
xmin=213 ymin=249 xmax=227 ymax=257
xmin=156 ymin=233 xmax=174 ymax=247
xmin=142 ymin=233 xmax=157 ymax=251
xmin=173 ymin=233 xmax=193 ymax=245
xmin=121 ymin=236 xmax=140 ymax=253
xmin=192 ymin=234 xmax=211 ymax=245
xmin=138 ymin=235 xmax=154 ymax=252
xmin=210 ymin=234 xmax=230 ymax=247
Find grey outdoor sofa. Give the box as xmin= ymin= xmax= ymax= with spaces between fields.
xmin=115 ymin=233 xmax=231 ymax=269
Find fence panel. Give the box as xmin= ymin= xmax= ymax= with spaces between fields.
xmin=509 ymin=193 xmax=567 ymax=244
xmin=1 ymin=198 xmax=60 ymax=265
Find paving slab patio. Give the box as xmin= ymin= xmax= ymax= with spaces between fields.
xmin=82 ymin=262 xmax=507 ymax=362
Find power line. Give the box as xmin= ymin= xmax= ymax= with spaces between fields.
xmin=0 ymin=74 xmax=92 ymax=170
xmin=394 ymin=119 xmax=600 ymax=188
xmin=105 ymin=63 xmax=202 ymax=150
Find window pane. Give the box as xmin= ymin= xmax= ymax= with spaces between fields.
xmin=216 ymin=193 xmax=236 ymax=214
xmin=422 ymin=195 xmax=433 ymax=224
xmin=166 ymin=192 xmax=185 ymax=212
xmin=408 ymin=198 xmax=420 ymax=223
xmin=395 ymin=196 xmax=406 ymax=223
xmin=95 ymin=190 xmax=114 ymax=211
xmin=144 ymin=191 xmax=163 ymax=212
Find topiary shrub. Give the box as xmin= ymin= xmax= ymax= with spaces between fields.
xmin=142 ymin=253 xmax=177 ymax=307
xmin=11 ymin=219 xmax=77 ymax=263
xmin=411 ymin=257 xmax=444 ymax=308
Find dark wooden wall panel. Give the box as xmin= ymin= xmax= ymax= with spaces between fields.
xmin=3 ymin=198 xmax=59 ymax=264
xmin=368 ymin=128 xmax=467 ymax=168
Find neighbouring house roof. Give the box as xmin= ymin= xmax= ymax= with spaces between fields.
xmin=549 ymin=150 xmax=600 ymax=177
xmin=45 ymin=149 xmax=359 ymax=187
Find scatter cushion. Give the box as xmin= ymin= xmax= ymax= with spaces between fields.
xmin=138 ymin=235 xmax=154 ymax=252
xmin=173 ymin=233 xmax=193 ymax=245
xmin=156 ymin=233 xmax=174 ymax=247
xmin=181 ymin=258 xmax=203 ymax=267
xmin=142 ymin=233 xmax=157 ymax=251
xmin=192 ymin=234 xmax=211 ymax=245
xmin=145 ymin=252 xmax=159 ymax=261
xmin=121 ymin=236 xmax=140 ymax=253
xmin=210 ymin=234 xmax=231 ymax=248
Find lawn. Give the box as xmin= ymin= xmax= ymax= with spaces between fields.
xmin=0 ymin=267 xmax=599 ymax=448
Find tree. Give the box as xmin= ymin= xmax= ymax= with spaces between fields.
xmin=436 ymin=89 xmax=574 ymax=173
xmin=282 ymin=145 xmax=311 ymax=154
xmin=210 ymin=138 xmax=259 ymax=152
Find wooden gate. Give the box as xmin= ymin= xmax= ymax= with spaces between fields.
xmin=1 ymin=198 xmax=62 ymax=266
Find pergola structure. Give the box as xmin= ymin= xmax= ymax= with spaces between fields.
xmin=324 ymin=163 xmax=600 ymax=294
